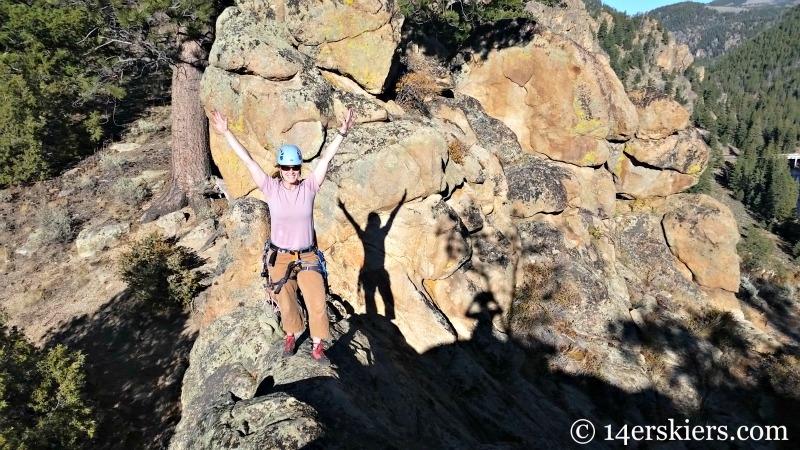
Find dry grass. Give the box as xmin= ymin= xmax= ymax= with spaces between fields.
xmin=511 ymin=261 xmax=585 ymax=338
xmin=98 ymin=151 xmax=125 ymax=174
xmin=641 ymin=346 xmax=669 ymax=379
xmin=111 ymin=178 xmax=151 ymax=206
xmin=554 ymin=280 xmax=581 ymax=307
xmin=765 ymin=352 xmax=800 ymax=400
xmin=687 ymin=310 xmax=727 ymax=340
xmin=35 ymin=204 xmax=72 ymax=245
xmin=448 ymin=139 xmax=468 ymax=165
xmin=63 ymin=174 xmax=96 ymax=193
xmin=395 ymin=71 xmax=443 ymax=111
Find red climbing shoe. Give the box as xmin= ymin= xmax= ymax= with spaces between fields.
xmin=284 ymin=334 xmax=296 ymax=356
xmin=311 ymin=342 xmax=330 ymax=364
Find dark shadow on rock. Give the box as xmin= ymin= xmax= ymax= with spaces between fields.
xmin=173 ymin=216 xmax=800 ymax=448
xmin=47 ymin=290 xmax=197 ymax=450
xmin=738 ymin=278 xmax=800 ymax=343
xmin=452 ymin=18 xmax=543 ymax=71
xmin=338 ymin=191 xmax=406 ymax=320
xmin=258 ymin=282 xmax=800 ymax=449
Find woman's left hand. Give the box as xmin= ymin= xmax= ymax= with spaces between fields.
xmin=339 ymin=108 xmax=356 ymax=135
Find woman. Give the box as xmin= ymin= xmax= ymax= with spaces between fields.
xmin=211 ymin=108 xmax=356 ymax=363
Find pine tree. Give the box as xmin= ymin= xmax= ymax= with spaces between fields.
xmin=94 ymin=0 xmax=232 ymax=222
xmin=765 ymin=157 xmax=799 ymax=222
xmin=0 ymin=0 xmax=121 ymax=186
xmin=1 ymin=316 xmax=96 ymax=448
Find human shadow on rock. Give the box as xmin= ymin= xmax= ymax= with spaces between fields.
xmin=338 ymin=191 xmax=406 ymax=321
xmin=266 ymin=282 xmax=800 ymax=449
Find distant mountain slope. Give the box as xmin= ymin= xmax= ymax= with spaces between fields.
xmin=650 ymin=0 xmax=798 ymax=58
xmin=695 ymin=4 xmax=800 ymax=220
xmin=708 ymin=0 xmax=799 ymax=8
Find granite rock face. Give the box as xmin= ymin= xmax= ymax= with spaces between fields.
xmin=172 ymin=0 xmax=761 ymax=448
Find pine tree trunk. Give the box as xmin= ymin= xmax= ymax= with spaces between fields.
xmin=141 ymin=38 xmax=210 ymax=223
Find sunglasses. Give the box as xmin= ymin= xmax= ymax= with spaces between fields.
xmin=279 ymin=165 xmax=301 ymax=172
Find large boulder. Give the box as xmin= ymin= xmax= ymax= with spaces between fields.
xmin=505 ymin=156 xmax=573 ymax=218
xmin=656 ymin=42 xmax=694 ymax=73
xmin=623 ymin=129 xmax=709 ymax=174
xmin=283 ymin=0 xmax=402 ymax=94
xmin=607 ymin=144 xmax=701 ymax=199
xmin=629 ymin=90 xmax=691 ymax=140
xmin=311 ymin=121 xmax=451 ymax=251
xmin=526 ymin=0 xmax=602 ymax=54
xmin=455 ymin=23 xmax=638 ymax=166
xmin=210 ymin=7 xmax=303 ymax=81
xmin=659 ymin=194 xmax=741 ymax=293
xmin=75 ymin=222 xmax=130 ymax=258
xmin=424 ymin=224 xmax=518 ymax=338
xmin=197 ymin=198 xmax=271 ymax=327
xmin=325 ymin=195 xmax=469 ymax=352
xmin=202 ymin=67 xmax=334 ymax=199
xmin=613 ymin=208 xmax=705 ymax=308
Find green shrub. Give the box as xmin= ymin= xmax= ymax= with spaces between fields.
xmin=398 ymin=0 xmax=540 ymax=51
xmin=98 ymin=152 xmax=125 ymax=174
xmin=0 ymin=313 xmax=96 ymax=449
xmin=0 ymin=1 xmax=124 ymax=188
xmin=737 ymin=228 xmax=774 ymax=273
xmin=35 ymin=204 xmax=72 ymax=245
xmin=118 ymin=233 xmax=202 ymax=308
xmin=111 ymin=179 xmax=150 ymax=206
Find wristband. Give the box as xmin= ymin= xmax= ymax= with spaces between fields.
xmin=337 ymin=130 xmax=347 ymax=137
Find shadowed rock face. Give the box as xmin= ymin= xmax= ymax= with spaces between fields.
xmin=173 ymin=0 xmax=768 ymax=447
xmin=169 ymin=307 xmax=579 ymax=450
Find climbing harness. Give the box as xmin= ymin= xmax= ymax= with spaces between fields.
xmin=260 ymin=240 xmax=328 ymax=317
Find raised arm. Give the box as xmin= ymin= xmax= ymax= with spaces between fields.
xmin=211 ymin=110 xmax=268 ymax=190
xmin=314 ymin=108 xmax=356 ymax=186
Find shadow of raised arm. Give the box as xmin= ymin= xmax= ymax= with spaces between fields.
xmin=383 ymin=190 xmax=407 ymax=232
xmin=338 ymin=199 xmax=364 ymax=239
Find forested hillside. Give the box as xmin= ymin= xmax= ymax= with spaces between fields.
xmin=697 ymin=4 xmax=800 ymax=227
xmin=708 ymin=0 xmax=798 ymax=7
xmin=650 ymin=1 xmax=791 ymax=58
xmin=581 ymin=1 xmax=691 ymax=105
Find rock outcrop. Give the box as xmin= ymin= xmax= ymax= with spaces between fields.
xmin=169 ymin=0 xmax=762 ymax=448
xmin=455 ymin=24 xmax=638 ymax=166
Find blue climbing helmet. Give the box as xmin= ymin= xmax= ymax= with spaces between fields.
xmin=277 ymin=144 xmax=302 ymax=165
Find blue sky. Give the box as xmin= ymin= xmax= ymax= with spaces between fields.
xmin=601 ymin=0 xmax=713 ymax=15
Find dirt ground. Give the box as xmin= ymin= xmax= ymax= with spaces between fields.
xmin=0 ymin=106 xmax=202 ymax=449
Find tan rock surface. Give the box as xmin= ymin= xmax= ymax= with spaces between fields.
xmin=660 ymin=194 xmax=741 ymax=292
xmin=629 ymin=90 xmax=691 ymax=140
xmin=199 ymin=198 xmax=270 ymax=327
xmin=456 ymin=28 xmax=638 ymax=165
xmin=608 ymin=147 xmax=700 ymax=198
xmin=286 ymin=0 xmax=402 ymax=93
xmin=624 ymin=129 xmax=709 ymax=174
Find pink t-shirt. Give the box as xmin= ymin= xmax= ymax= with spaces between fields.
xmin=260 ymin=176 xmax=319 ymax=250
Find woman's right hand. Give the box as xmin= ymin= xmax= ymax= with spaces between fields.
xmin=211 ymin=110 xmax=229 ymax=134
